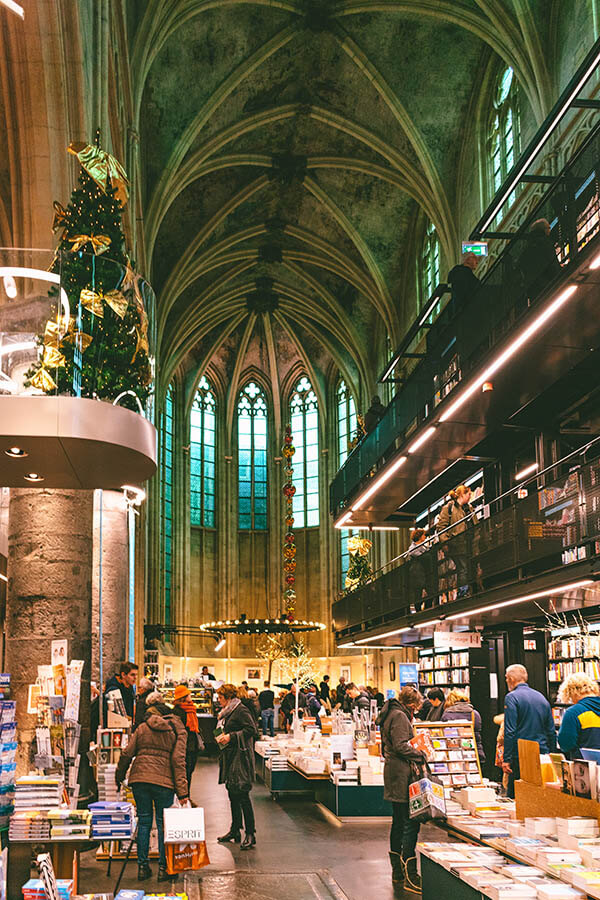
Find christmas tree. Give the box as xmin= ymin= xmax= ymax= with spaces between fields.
xmin=344 ymin=535 xmax=373 ymax=592
xmin=28 ymin=140 xmax=151 ymax=412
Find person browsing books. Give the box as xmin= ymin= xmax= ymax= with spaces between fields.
xmin=557 ymin=673 xmax=600 ymax=758
xmin=503 ymin=664 xmax=556 ymax=798
xmin=103 ymin=660 xmax=138 ymax=722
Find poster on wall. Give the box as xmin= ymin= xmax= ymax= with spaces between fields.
xmin=398 ymin=663 xmax=419 ymax=688
xmin=339 ymin=666 xmax=351 ymax=682
xmin=246 ymin=668 xmax=263 ymax=682
xmin=51 ymin=640 xmax=68 ymax=666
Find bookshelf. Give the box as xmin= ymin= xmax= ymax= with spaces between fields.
xmin=418 ymin=649 xmax=470 ymax=694
xmin=413 ymin=719 xmax=483 ymax=790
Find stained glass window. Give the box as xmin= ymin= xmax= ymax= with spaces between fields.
xmin=238 ymin=382 xmax=268 ymax=530
xmin=290 ymin=376 xmax=319 ymax=528
xmin=489 ymin=66 xmax=520 ymax=218
xmin=421 ymin=219 xmax=440 ymax=318
xmin=160 ymin=384 xmax=174 ymax=625
xmin=190 ymin=375 xmax=216 ymax=528
xmin=337 ymin=379 xmax=356 ymax=468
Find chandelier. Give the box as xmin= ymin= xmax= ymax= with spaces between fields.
xmin=199 ymin=613 xmax=326 ymax=639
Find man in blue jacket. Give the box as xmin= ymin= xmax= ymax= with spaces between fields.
xmin=503 ymin=664 xmax=556 ymax=798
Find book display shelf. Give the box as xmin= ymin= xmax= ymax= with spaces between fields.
xmin=413 ymin=720 xmax=483 ymax=790
xmin=418 ymin=648 xmax=470 ymax=694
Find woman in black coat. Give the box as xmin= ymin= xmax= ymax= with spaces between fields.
xmin=377 ymin=686 xmax=426 ymax=891
xmin=215 ymin=684 xmax=259 ymax=850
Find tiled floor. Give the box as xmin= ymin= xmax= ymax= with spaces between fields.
xmin=79 ymin=757 xmax=444 ymax=898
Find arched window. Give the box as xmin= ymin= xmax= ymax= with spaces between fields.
xmin=420 ymin=219 xmax=440 ymax=317
xmin=160 ymin=384 xmax=174 ymax=625
xmin=290 ymin=375 xmax=319 ymax=528
xmin=488 ymin=66 xmax=520 ymax=216
xmin=190 ymin=375 xmax=216 ymax=528
xmin=238 ymin=382 xmax=268 ymax=530
xmin=337 ymin=379 xmax=356 ymax=468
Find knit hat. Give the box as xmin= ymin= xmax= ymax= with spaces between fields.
xmin=174 ymin=684 xmax=191 ymax=701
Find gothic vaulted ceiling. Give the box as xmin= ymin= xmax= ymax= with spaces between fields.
xmin=129 ymin=0 xmax=558 ymax=425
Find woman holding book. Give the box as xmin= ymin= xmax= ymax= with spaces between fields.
xmin=377 ymin=685 xmax=427 ymax=892
xmin=557 ymin=673 xmax=600 ymax=758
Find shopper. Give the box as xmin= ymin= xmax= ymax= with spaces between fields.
xmin=320 ymin=674 xmax=331 ymax=704
xmin=115 ymin=690 xmax=188 ymax=882
xmin=345 ymin=683 xmax=370 ymax=712
xmin=448 ymin=251 xmax=481 ymax=305
xmin=103 ymin=661 xmax=138 ymax=722
xmin=437 ymin=485 xmax=478 ymax=597
xmin=441 ymin=689 xmax=485 ymax=762
xmin=238 ymin=684 xmax=260 ymax=723
xmin=201 ymin=665 xmax=216 ymax=681
xmin=171 ymin=684 xmax=203 ymax=791
xmin=377 ymin=685 xmax=427 ymax=892
xmin=517 ymin=218 xmax=561 ymax=299
xmin=216 ymin=684 xmax=258 ymax=850
xmin=134 ymin=677 xmax=155 ymax=731
xmin=558 ymin=673 xmax=600 ymax=758
xmin=503 ymin=664 xmax=556 ymax=798
xmin=364 ymin=395 xmax=386 ymax=432
xmin=281 ymin=684 xmax=306 ymax=731
xmin=425 ymin=687 xmax=446 ymax=721
xmin=335 ymin=676 xmax=347 ymax=708
xmin=306 ymin=684 xmax=322 ymax=727
xmin=258 ymin=681 xmax=275 ymax=737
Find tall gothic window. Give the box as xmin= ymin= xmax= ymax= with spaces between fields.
xmin=290 ymin=376 xmax=319 ymax=528
xmin=160 ymin=384 xmax=174 ymax=625
xmin=238 ymin=382 xmax=268 ymax=530
xmin=337 ymin=378 xmax=356 ymax=468
xmin=489 ymin=66 xmax=520 ymax=216
xmin=190 ymin=375 xmax=216 ymax=528
xmin=420 ymin=219 xmax=440 ymax=317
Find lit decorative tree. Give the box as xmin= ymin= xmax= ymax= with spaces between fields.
xmin=344 ymin=535 xmax=373 ymax=592
xmin=279 ymin=639 xmax=320 ymax=726
xmin=27 ymin=138 xmax=151 ymax=411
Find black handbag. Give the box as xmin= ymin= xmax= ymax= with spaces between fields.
xmin=226 ymin=731 xmax=255 ymax=793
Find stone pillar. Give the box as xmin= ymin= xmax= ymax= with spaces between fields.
xmin=6 ymin=489 xmax=93 ymax=776
xmin=92 ymin=490 xmax=129 ymax=685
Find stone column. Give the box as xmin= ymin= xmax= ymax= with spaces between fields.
xmin=92 ymin=490 xmax=129 ymax=685
xmin=6 ymin=489 xmax=93 ymax=776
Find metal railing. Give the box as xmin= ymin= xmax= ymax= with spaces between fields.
xmin=331 ymin=118 xmax=600 ymax=518
xmin=333 ymin=437 xmax=600 ymax=636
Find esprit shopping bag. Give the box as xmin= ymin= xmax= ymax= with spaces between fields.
xmin=164 ymin=801 xmax=210 ymax=874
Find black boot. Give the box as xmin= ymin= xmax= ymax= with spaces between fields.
xmin=218 ymin=829 xmax=241 ymax=843
xmin=403 ymin=857 xmax=422 ymax=894
xmin=388 ymin=851 xmax=403 ymax=883
xmin=137 ymin=863 xmax=152 ymax=881
xmin=240 ymin=832 xmax=256 ymax=850
xmin=158 ymin=865 xmax=176 ymax=881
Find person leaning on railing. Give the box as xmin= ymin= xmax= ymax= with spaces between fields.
xmin=437 ymin=485 xmax=478 ymax=599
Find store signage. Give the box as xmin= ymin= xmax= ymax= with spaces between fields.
xmin=434 ymin=631 xmax=481 ymax=650
xmin=461 ymin=240 xmax=488 ymax=256
xmin=398 ymin=663 xmax=419 ymax=686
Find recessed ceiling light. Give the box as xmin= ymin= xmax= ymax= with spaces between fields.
xmin=5 ymin=447 xmax=27 ymax=458
xmin=24 ymin=473 xmax=44 ymax=482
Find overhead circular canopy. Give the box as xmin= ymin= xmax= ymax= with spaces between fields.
xmin=131 ymin=0 xmax=551 ymax=405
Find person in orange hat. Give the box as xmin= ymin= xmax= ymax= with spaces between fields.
xmin=171 ymin=684 xmax=204 ymax=792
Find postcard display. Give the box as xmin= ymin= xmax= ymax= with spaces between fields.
xmin=413 ymin=720 xmax=483 ymax=791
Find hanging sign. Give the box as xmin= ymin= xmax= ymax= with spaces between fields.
xmin=398 ymin=663 xmax=419 ymax=687
xmin=434 ymin=631 xmax=481 ymax=650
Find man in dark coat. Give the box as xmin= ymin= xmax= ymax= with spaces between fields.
xmin=448 ymin=252 xmax=481 ymax=305
xmin=319 ymin=675 xmax=331 ymax=704
xmin=517 ymin=218 xmax=561 ymax=299
xmin=103 ymin=661 xmax=138 ymax=722
xmin=377 ymin=686 xmax=427 ymax=891
xmin=503 ymin=664 xmax=556 ymax=798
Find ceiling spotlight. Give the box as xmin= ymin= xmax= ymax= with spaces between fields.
xmin=5 ymin=446 xmax=27 ymax=458
xmin=482 ymin=381 xmax=493 ymax=392
xmin=214 ymin=637 xmax=226 ymax=652
xmin=24 ymin=473 xmax=44 ymax=482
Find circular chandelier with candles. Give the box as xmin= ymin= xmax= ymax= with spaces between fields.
xmin=199 ymin=614 xmax=326 ymax=639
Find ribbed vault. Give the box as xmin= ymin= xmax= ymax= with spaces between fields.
xmin=128 ymin=0 xmax=559 ymax=410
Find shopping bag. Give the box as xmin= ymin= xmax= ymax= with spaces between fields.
xmin=164 ymin=804 xmax=205 ymax=843
xmin=408 ymin=762 xmax=446 ymax=823
xmin=165 ymin=840 xmax=210 ymax=874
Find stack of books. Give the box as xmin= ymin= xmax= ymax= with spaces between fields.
xmin=48 ymin=808 xmax=91 ymax=840
xmin=97 ymin=763 xmax=120 ymax=801
xmin=9 ymin=810 xmax=50 ymax=841
xmin=89 ymin=801 xmax=135 ymax=840
xmin=14 ymin=775 xmax=64 ymax=810
xmin=22 ymin=878 xmax=74 ymax=899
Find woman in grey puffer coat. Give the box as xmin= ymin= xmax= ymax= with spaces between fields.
xmin=377 ymin=685 xmax=426 ymax=892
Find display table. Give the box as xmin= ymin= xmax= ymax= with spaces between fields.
xmin=315 ymin=780 xmax=391 ymax=821
xmin=8 ymin=838 xmax=85 ymax=897
xmin=421 ymin=854 xmax=476 ymax=900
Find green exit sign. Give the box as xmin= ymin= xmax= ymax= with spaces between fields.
xmin=462 ymin=241 xmax=488 ymax=256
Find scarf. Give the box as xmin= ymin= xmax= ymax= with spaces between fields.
xmin=176 ymin=697 xmax=199 ymax=733
xmin=218 ymin=696 xmax=241 ymax=722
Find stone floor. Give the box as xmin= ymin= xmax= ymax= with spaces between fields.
xmin=78 ymin=757 xmax=445 ymax=898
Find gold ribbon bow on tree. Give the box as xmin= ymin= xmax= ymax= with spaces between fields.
xmin=122 ymin=258 xmax=150 ymax=362
xmin=68 ymin=233 xmax=111 ymax=255
xmin=80 ymin=287 xmax=129 ymax=319
xmin=61 ymin=320 xmax=93 ymax=354
xmin=68 ymin=141 xmax=130 ymax=208
xmin=51 ymin=201 xmax=70 ymax=235
xmin=30 ymin=367 xmax=57 ymax=392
